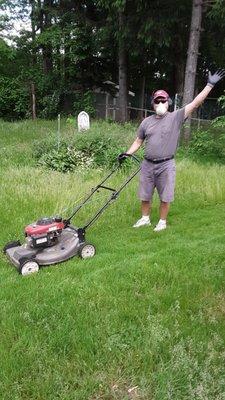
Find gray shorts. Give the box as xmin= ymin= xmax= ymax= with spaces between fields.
xmin=138 ymin=159 xmax=176 ymax=203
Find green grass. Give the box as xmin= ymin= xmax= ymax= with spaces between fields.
xmin=0 ymin=119 xmax=225 ymax=399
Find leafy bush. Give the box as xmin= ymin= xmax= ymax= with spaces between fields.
xmin=39 ymin=90 xmax=61 ymax=119
xmin=33 ymin=128 xmax=138 ymax=172
xmin=0 ymin=77 xmax=30 ymax=120
xmin=74 ymin=131 xmax=121 ymax=166
xmin=37 ymin=143 xmax=94 ymax=173
xmin=211 ymin=115 xmax=225 ymax=129
xmin=218 ymin=94 xmax=225 ymax=109
xmin=189 ymin=127 xmax=225 ymax=161
xmin=73 ymin=90 xmax=96 ymax=118
xmin=33 ymin=135 xmax=61 ymax=160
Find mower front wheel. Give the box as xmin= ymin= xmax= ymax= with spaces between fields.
xmin=78 ymin=243 xmax=96 ymax=259
xmin=19 ymin=258 xmax=40 ymax=276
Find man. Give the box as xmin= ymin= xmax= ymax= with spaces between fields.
xmin=119 ymin=70 xmax=225 ymax=231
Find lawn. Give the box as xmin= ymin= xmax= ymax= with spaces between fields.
xmin=0 ymin=119 xmax=225 ymax=400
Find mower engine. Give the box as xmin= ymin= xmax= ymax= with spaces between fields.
xmin=25 ymin=217 xmax=65 ymax=249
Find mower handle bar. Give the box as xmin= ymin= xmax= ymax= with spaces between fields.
xmin=65 ymin=154 xmax=141 ymax=225
xmin=119 ymin=153 xmax=140 ymax=164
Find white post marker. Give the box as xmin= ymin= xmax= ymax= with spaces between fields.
xmin=57 ymin=113 xmax=61 ymax=149
xmin=78 ymin=111 xmax=90 ymax=132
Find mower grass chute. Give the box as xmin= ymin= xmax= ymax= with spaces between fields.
xmin=3 ymin=155 xmax=140 ymax=275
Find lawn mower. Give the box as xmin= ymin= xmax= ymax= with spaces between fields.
xmin=3 ymin=154 xmax=140 ymax=276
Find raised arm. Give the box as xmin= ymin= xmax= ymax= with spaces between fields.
xmin=184 ymin=70 xmax=225 ymax=119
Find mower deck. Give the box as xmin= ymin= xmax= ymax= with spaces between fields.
xmin=5 ymin=226 xmax=80 ymax=269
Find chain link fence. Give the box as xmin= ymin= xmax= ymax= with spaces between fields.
xmin=93 ymin=92 xmax=224 ymax=125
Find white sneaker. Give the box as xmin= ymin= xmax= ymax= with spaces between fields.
xmin=133 ymin=216 xmax=151 ymax=228
xmin=154 ymin=219 xmax=167 ymax=232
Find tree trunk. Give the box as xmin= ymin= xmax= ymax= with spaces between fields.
xmin=29 ymin=0 xmax=37 ymax=64
xmin=182 ymin=0 xmax=203 ymax=145
xmin=138 ymin=75 xmax=146 ymax=120
xmin=118 ymin=11 xmax=128 ymax=123
xmin=29 ymin=0 xmax=37 ymax=119
xmin=42 ymin=0 xmax=53 ymax=75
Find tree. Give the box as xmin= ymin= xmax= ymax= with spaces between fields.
xmin=182 ymin=0 xmax=204 ymax=144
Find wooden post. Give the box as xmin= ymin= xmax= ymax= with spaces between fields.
xmin=113 ymin=98 xmax=116 ymax=121
xmin=105 ymin=93 xmax=109 ymax=119
xmin=31 ymin=82 xmax=36 ymax=120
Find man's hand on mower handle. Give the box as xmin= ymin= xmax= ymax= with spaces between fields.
xmin=207 ymin=69 xmax=225 ymax=87
xmin=118 ymin=152 xmax=131 ymax=163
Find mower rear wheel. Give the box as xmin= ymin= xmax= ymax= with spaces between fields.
xmin=3 ymin=240 xmax=21 ymax=254
xmin=79 ymin=243 xmax=96 ymax=259
xmin=19 ymin=259 xmax=40 ymax=276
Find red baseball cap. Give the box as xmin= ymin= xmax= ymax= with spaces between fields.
xmin=153 ymin=90 xmax=169 ymax=101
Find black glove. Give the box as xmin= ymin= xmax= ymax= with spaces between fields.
xmin=207 ymin=69 xmax=225 ymax=87
xmin=118 ymin=152 xmax=130 ymax=162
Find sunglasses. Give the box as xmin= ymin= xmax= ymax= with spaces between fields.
xmin=154 ymin=98 xmax=168 ymax=104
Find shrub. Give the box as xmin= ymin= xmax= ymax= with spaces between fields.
xmin=37 ymin=143 xmax=94 ymax=173
xmin=189 ymin=127 xmax=225 ymax=161
xmin=39 ymin=90 xmax=61 ymax=119
xmin=74 ymin=131 xmax=121 ymax=166
xmin=73 ymin=90 xmax=96 ymax=118
xmin=0 ymin=77 xmax=30 ymax=120
xmin=211 ymin=115 xmax=225 ymax=129
xmin=32 ymin=127 xmax=139 ymax=172
xmin=218 ymin=94 xmax=225 ymax=109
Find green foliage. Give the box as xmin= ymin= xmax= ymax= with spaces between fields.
xmin=189 ymin=127 xmax=225 ymax=161
xmin=0 ymin=77 xmax=30 ymax=120
xmin=38 ymin=144 xmax=94 ymax=173
xmin=33 ymin=130 xmax=124 ymax=172
xmin=211 ymin=115 xmax=225 ymax=128
xmin=31 ymin=119 xmax=140 ymax=173
xmin=39 ymin=91 xmax=61 ymax=119
xmin=218 ymin=94 xmax=225 ymax=109
xmin=73 ymin=91 xmax=96 ymax=118
xmin=75 ymin=131 xmax=120 ymax=166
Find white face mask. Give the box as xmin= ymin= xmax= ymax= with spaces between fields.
xmin=155 ymin=102 xmax=168 ymax=116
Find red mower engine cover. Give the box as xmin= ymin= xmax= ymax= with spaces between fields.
xmin=25 ymin=217 xmax=65 ymax=248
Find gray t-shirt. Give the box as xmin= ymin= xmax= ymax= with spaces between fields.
xmin=137 ymin=108 xmax=185 ymax=159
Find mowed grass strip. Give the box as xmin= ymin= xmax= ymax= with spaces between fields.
xmin=0 ymin=120 xmax=225 ymax=399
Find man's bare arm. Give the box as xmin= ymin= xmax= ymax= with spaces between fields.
xmin=184 ymin=85 xmax=212 ymax=118
xmin=184 ymin=69 xmax=225 ymax=119
xmin=126 ymin=137 xmax=144 ymax=154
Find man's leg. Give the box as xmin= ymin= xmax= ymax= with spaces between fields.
xmin=159 ymin=201 xmax=170 ymax=220
xmin=133 ymin=160 xmax=154 ymax=227
xmin=141 ymin=200 xmax=151 ymax=216
xmin=153 ymin=201 xmax=170 ymax=232
xmin=133 ymin=200 xmax=151 ymax=227
xmin=154 ymin=160 xmax=175 ymax=231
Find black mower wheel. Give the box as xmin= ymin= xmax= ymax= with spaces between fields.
xmin=19 ymin=258 xmax=40 ymax=276
xmin=78 ymin=243 xmax=96 ymax=259
xmin=3 ymin=240 xmax=21 ymax=254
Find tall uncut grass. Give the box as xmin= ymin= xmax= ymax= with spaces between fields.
xmin=0 ymin=119 xmax=225 ymax=400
